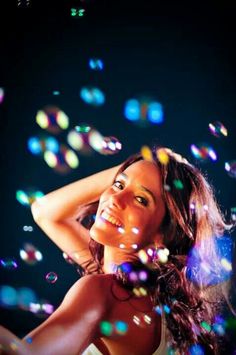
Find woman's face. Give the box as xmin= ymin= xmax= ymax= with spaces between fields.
xmin=90 ymin=160 xmax=166 ymax=251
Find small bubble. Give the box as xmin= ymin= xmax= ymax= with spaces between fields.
xmin=45 ymin=272 xmax=58 ymax=284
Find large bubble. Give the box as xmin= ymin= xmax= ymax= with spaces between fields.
xmin=190 ymin=143 xmax=217 ymax=162
xmin=124 ymin=96 xmax=164 ymax=127
xmin=36 ymin=106 xmax=69 ymax=134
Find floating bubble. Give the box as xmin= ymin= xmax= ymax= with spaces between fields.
xmin=140 ymin=145 xmax=153 ymax=161
xmin=0 ymin=285 xmax=18 ymax=306
xmin=89 ymin=58 xmax=104 ymax=71
xmin=156 ymin=248 xmax=169 ymax=263
xmin=17 ymin=287 xmax=37 ymax=310
xmin=45 ymin=272 xmax=58 ymax=284
xmin=133 ymin=314 xmax=153 ymax=327
xmin=187 ymin=234 xmax=233 ymax=286
xmin=27 ymin=137 xmax=42 ymax=155
xmin=36 ymin=106 xmax=69 ymax=134
xmin=230 ymin=207 xmax=236 ymax=222
xmin=100 ymin=321 xmax=113 ymax=336
xmin=44 ymin=144 xmax=79 ymax=174
xmin=0 ymin=258 xmax=18 ymax=270
xmin=16 ymin=189 xmax=44 ymax=206
xmin=100 ymin=136 xmax=122 ymax=155
xmin=173 ymin=179 xmax=184 ymax=190
xmin=156 ymin=148 xmax=169 ymax=165
xmin=190 ymin=143 xmax=217 ymax=162
xmin=208 ymin=121 xmax=228 ymax=138
xmin=27 ymin=136 xmax=60 ymax=156
xmin=188 ymin=344 xmax=205 ymax=355
xmin=19 ymin=243 xmax=43 ymax=265
xmin=87 ymin=128 xmax=104 ymax=153
xmin=201 ymin=321 xmax=211 ymax=332
xmin=225 ymin=160 xmax=236 ymax=178
xmin=133 ymin=287 xmax=148 ymax=297
xmin=0 ymin=87 xmax=5 ymax=103
xmin=212 ymin=315 xmax=226 ymax=336
xmin=80 ymin=86 xmax=105 ymax=106
xmin=29 ymin=300 xmax=54 ymax=316
xmin=147 ymin=102 xmax=164 ymax=124
xmin=114 ymin=321 xmax=128 ymax=335
xmin=124 ymin=97 xmax=164 ymax=126
xmin=124 ymin=99 xmax=140 ymax=121
xmin=23 ymin=225 xmax=33 ymax=232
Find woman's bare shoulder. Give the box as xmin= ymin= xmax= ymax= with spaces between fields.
xmin=62 ymin=274 xmax=115 ymax=308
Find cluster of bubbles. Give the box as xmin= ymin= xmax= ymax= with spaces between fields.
xmin=16 ymin=188 xmax=44 ymax=206
xmin=186 ymin=234 xmax=233 ymax=287
xmin=67 ymin=124 xmax=122 ymax=156
xmin=138 ymin=246 xmax=169 ymax=265
xmin=29 ymin=105 xmax=122 ymax=174
xmin=190 ymin=121 xmax=236 ymax=181
xmin=100 ymin=320 xmax=128 ymax=336
xmin=28 ymin=134 xmax=79 ymax=174
xmin=0 ymin=284 xmax=54 ymax=317
xmin=124 ymin=96 xmax=164 ymax=127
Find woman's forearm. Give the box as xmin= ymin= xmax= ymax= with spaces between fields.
xmin=31 ymin=164 xmax=122 ymax=223
xmin=0 ymin=326 xmax=31 ymax=355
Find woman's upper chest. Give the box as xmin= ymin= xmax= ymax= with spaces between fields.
xmin=100 ymin=280 xmax=162 ymax=354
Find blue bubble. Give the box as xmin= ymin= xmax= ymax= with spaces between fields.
xmin=124 ymin=99 xmax=140 ymax=121
xmin=189 ymin=344 xmax=205 ymax=355
xmin=27 ymin=137 xmax=42 ymax=155
xmin=187 ymin=234 xmax=233 ymax=286
xmin=147 ymin=102 xmax=164 ymax=124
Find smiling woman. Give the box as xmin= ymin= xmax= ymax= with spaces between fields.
xmin=0 ymin=146 xmax=234 ymax=354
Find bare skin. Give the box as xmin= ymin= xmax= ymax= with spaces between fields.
xmin=0 ymin=160 xmax=166 ymax=354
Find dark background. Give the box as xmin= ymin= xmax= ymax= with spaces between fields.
xmin=0 ymin=0 xmax=236 ymax=353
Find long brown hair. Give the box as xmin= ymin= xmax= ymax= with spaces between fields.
xmin=76 ymin=146 xmax=233 ymax=354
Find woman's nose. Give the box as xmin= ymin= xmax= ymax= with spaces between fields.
xmin=110 ymin=191 xmax=127 ymax=210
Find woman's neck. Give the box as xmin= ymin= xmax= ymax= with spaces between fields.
xmin=103 ymin=246 xmax=139 ymax=274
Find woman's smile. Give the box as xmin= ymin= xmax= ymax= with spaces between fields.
xmin=100 ymin=209 xmax=123 ymax=228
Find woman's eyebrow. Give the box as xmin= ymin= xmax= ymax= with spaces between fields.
xmin=119 ymin=172 xmax=156 ymax=204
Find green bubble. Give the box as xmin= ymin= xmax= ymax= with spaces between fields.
xmin=100 ymin=321 xmax=113 ymax=336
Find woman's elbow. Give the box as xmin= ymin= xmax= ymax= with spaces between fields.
xmin=31 ymin=201 xmax=42 ymax=223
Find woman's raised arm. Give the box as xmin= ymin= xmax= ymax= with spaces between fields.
xmin=0 ymin=275 xmax=109 ymax=355
xmin=31 ymin=164 xmax=121 ymax=268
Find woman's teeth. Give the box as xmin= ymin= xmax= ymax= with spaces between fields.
xmin=101 ymin=211 xmax=122 ymax=227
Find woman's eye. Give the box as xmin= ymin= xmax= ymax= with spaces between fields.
xmin=135 ymin=196 xmax=149 ymax=206
xmin=113 ymin=181 xmax=124 ymax=190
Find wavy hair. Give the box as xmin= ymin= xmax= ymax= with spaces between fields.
xmin=76 ymin=146 xmax=233 ymax=354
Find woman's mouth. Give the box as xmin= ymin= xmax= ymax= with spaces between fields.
xmin=100 ymin=210 xmax=123 ymax=228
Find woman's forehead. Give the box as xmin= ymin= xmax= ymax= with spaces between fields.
xmin=122 ymin=160 xmax=163 ymax=195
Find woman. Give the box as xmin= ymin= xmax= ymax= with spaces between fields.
xmin=0 ymin=146 xmax=232 ymax=354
